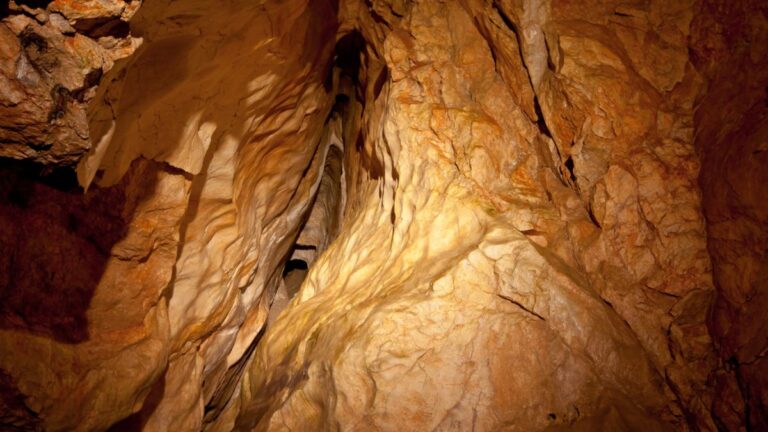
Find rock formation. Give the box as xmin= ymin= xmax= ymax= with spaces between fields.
xmin=0 ymin=0 xmax=765 ymax=430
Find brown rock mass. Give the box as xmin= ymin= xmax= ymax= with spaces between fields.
xmin=0 ymin=0 xmax=765 ymax=430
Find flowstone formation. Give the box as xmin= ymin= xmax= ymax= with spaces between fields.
xmin=0 ymin=0 xmax=765 ymax=431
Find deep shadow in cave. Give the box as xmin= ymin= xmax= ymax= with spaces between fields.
xmin=0 ymin=158 xmax=163 ymax=344
xmin=282 ymin=256 xmax=309 ymax=298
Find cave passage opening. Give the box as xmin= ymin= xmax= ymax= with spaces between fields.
xmin=273 ymin=29 xmax=368 ymax=306
xmin=282 ymin=254 xmax=310 ymax=298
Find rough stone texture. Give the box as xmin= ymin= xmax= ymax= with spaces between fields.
xmin=0 ymin=157 xmax=187 ymax=431
xmin=0 ymin=0 xmax=141 ymax=165
xmin=691 ymin=1 xmax=768 ymax=429
xmin=2 ymin=0 xmax=340 ymax=430
xmin=237 ymin=0 xmax=723 ymax=429
xmin=0 ymin=0 xmax=765 ymax=431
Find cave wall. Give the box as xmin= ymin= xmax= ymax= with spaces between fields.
xmin=691 ymin=0 xmax=768 ymax=428
xmin=238 ymin=0 xmax=721 ymax=429
xmin=2 ymin=0 xmax=341 ymax=430
xmin=0 ymin=0 xmax=141 ymax=166
xmin=0 ymin=0 xmax=765 ymax=431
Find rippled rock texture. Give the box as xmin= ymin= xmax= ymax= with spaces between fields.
xmin=0 ymin=0 xmax=765 ymax=430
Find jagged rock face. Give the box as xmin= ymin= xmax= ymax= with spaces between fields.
xmin=239 ymin=0 xmax=717 ymax=429
xmin=0 ymin=0 xmax=141 ymax=165
xmin=1 ymin=0 xmax=339 ymax=430
xmin=0 ymin=0 xmax=765 ymax=431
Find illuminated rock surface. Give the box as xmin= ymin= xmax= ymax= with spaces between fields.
xmin=0 ymin=0 xmax=765 ymax=430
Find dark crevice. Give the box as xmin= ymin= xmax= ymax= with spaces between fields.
xmin=497 ymin=293 xmax=546 ymax=321
xmin=335 ymin=30 xmax=365 ymax=85
xmin=543 ymin=36 xmax=557 ymax=72
xmin=0 ymin=157 xmax=80 ymax=192
xmin=323 ymin=56 xmax=336 ymax=92
xmin=564 ymin=156 xmax=577 ymax=184
xmin=492 ymin=1 xmax=519 ymax=36
xmin=73 ymin=17 xmax=130 ymax=39
xmin=533 ymin=96 xmax=553 ymax=138
xmin=587 ymin=203 xmax=601 ymax=228
xmin=362 ymin=1 xmax=390 ymax=27
xmin=331 ymin=93 xmax=351 ymax=123
xmin=277 ymin=105 xmax=347 ymax=302
xmin=12 ymin=0 xmax=53 ymax=9
xmin=283 ymin=258 xmax=309 ymax=276
xmin=333 ymin=25 xmax=384 ymax=180
xmin=485 ymin=29 xmax=499 ymax=70
xmin=491 ymin=0 xmax=558 ymax=147
xmin=202 ymin=326 xmax=266 ymax=425
xmin=72 ymin=68 xmax=104 ymax=102
xmin=28 ymin=141 xmax=52 ymax=151
xmin=373 ymin=65 xmax=389 ymax=98
xmin=282 ymin=258 xmax=308 ymax=298
xmin=335 ymin=92 xmax=350 ymax=105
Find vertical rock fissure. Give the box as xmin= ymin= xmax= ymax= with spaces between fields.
xmin=268 ymin=57 xmax=357 ymax=323
xmin=267 ymin=126 xmax=345 ymax=323
xmin=489 ymin=1 xmax=577 ymax=194
xmin=271 ymin=30 xmax=366 ymax=309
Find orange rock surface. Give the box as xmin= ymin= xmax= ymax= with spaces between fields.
xmin=0 ymin=0 xmax=765 ymax=430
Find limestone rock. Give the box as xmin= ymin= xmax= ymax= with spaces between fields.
xmin=236 ymin=0 xmax=722 ymax=429
xmin=692 ymin=0 xmax=768 ymax=428
xmin=0 ymin=0 xmax=141 ymax=166
xmin=0 ymin=0 xmax=765 ymax=430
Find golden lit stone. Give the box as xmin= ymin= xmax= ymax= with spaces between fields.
xmin=0 ymin=0 xmax=765 ymax=430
